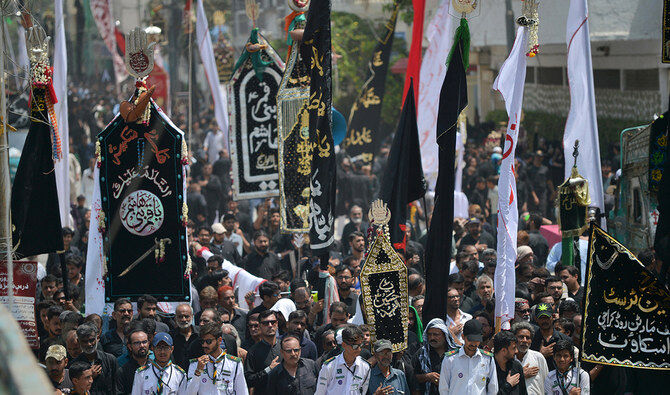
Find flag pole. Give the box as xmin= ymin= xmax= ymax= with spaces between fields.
xmin=188 ymin=1 xmax=193 ymax=153
xmin=0 ymin=10 xmax=14 ymax=309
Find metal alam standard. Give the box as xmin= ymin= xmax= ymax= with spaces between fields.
xmin=228 ymin=30 xmax=284 ymax=200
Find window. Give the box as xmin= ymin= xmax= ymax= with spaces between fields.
xmin=624 ymin=69 xmax=659 ymax=91
xmin=538 ymin=67 xmax=563 ymax=85
xmin=593 ymin=69 xmax=620 ymax=89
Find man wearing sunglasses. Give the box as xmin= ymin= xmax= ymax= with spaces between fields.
xmin=187 ymin=322 xmax=248 ymax=394
xmin=266 ymin=334 xmax=319 ymax=394
xmin=315 ymin=325 xmax=371 ymax=394
xmin=244 ymin=310 xmax=282 ymax=391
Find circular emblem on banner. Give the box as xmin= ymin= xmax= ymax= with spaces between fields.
xmin=130 ymin=51 xmax=149 ymax=74
xmin=20 ymin=262 xmax=36 ymax=275
xmin=119 ymin=190 xmax=164 ymax=236
xmin=458 ymin=372 xmax=463 ymax=378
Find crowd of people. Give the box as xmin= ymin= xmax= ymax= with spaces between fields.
xmin=23 ymin=75 xmax=666 ymax=395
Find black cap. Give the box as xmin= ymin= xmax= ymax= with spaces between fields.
xmin=463 ymin=319 xmax=483 ymax=342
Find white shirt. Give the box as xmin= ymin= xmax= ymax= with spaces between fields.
xmin=517 ymin=349 xmax=548 ymax=395
xmin=446 ymin=310 xmax=473 ymax=344
xmin=186 ymin=352 xmax=248 ymax=394
xmin=204 ymin=131 xmax=225 ymax=164
xmin=132 ymin=361 xmax=186 ymax=395
xmin=314 ymin=353 xmax=371 ymax=395
xmin=544 ymin=367 xmax=590 ymax=395
xmin=439 ymin=347 xmax=498 ymax=395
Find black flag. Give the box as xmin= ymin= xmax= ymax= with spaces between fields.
xmin=303 ymin=0 xmax=336 ymax=259
xmin=581 ymin=224 xmax=670 ymax=370
xmin=343 ymin=1 xmax=400 ymax=164
xmin=378 ymin=80 xmax=426 ymax=251
xmin=423 ymin=19 xmax=469 ymax=324
xmin=11 ymin=87 xmax=63 ymax=257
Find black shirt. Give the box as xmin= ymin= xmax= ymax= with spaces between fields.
xmin=411 ymin=346 xmax=445 ymax=395
xmin=339 ymin=291 xmax=358 ymax=318
xmin=116 ymin=357 xmax=142 ymax=394
xmin=210 ymin=240 xmax=242 ymax=265
xmin=244 ymin=338 xmax=282 ymax=390
xmin=265 ymin=358 xmax=319 ymax=395
xmin=242 ymin=250 xmax=281 ymax=279
xmin=73 ymin=349 xmax=118 ymax=395
xmin=529 ymin=329 xmax=570 ymax=371
xmin=169 ymin=326 xmax=200 ymax=371
xmin=100 ymin=329 xmax=125 ymax=358
xmin=495 ymin=358 xmax=527 ymax=395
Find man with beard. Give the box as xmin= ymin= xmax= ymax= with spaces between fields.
xmin=117 ymin=327 xmax=150 ymax=393
xmin=266 ymin=335 xmax=319 ymax=394
xmin=439 ymin=319 xmax=497 ymax=394
xmin=544 ymin=277 xmax=564 ymax=311
xmin=73 ymin=323 xmax=118 ymax=394
xmin=187 ymin=322 xmax=248 ymax=394
xmin=101 ymin=298 xmax=134 ymax=357
xmin=40 ymin=305 xmax=65 ymax=362
xmin=210 ymin=222 xmax=241 ymax=265
xmin=45 ymin=344 xmax=73 ymax=392
xmin=132 ymin=332 xmax=186 ymax=394
xmin=512 ymin=322 xmax=547 ymax=395
xmin=493 ymin=330 xmax=526 ymax=395
xmin=245 ymin=310 xmax=282 ymax=391
xmin=459 ymin=217 xmax=495 ymax=250
xmin=135 ymin=294 xmax=170 ymax=333
xmin=529 ymin=303 xmax=570 ymax=372
xmin=467 ymin=275 xmax=494 ymax=315
xmin=188 ymin=308 xmax=238 ymax=360
xmin=171 ymin=304 xmax=199 ymax=371
xmin=368 ymin=339 xmax=409 ymax=395
xmin=513 ymin=299 xmax=532 ymax=324
xmin=285 ymin=310 xmax=317 ymax=360
xmin=445 ymin=287 xmax=472 ymax=346
xmin=341 ymin=206 xmax=368 ymax=255
xmin=315 ymin=325 xmax=371 ymax=395
xmin=334 ymin=265 xmax=358 ymax=317
xmin=346 ymin=232 xmax=366 ymax=266
xmin=413 ymin=318 xmax=452 ymax=395
xmin=242 ymin=230 xmax=280 ymax=279
xmin=219 ymin=285 xmax=247 ymax=343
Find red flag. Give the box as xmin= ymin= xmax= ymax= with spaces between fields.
xmin=402 ymin=0 xmax=425 ymax=103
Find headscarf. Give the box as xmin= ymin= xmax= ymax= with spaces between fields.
xmin=270 ymin=298 xmax=296 ymax=321
xmin=410 ymin=305 xmax=423 ymax=343
xmin=418 ymin=318 xmax=451 ymax=393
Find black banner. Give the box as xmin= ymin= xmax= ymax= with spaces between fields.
xmin=343 ymin=1 xmax=400 ymax=164
xmin=99 ymin=102 xmax=189 ymax=302
xmin=229 ymin=31 xmax=284 ymax=200
xmin=303 ymin=0 xmax=336 ymax=254
xmin=663 ymin=0 xmax=670 ymax=63
xmin=581 ymin=225 xmax=670 ymax=370
xmin=11 ymin=87 xmax=63 ymax=257
xmin=360 ymin=231 xmax=409 ymax=352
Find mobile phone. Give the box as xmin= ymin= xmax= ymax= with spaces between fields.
xmin=311 ymin=291 xmax=318 ymax=303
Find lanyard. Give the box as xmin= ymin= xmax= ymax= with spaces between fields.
xmin=556 ymin=368 xmax=574 ymax=395
xmin=151 ymin=362 xmax=173 ymax=394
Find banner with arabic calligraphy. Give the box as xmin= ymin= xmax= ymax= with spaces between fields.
xmin=360 ymin=232 xmax=409 ymax=352
xmin=343 ymin=1 xmax=400 ymax=164
xmin=98 ymin=102 xmax=189 ymax=302
xmin=229 ymin=33 xmax=284 ymax=200
xmin=0 ymin=261 xmax=38 ymax=348
xmin=580 ymin=225 xmax=670 ymax=370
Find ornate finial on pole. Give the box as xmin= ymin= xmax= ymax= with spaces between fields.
xmin=573 ymin=139 xmax=580 ymax=168
xmin=517 ymin=0 xmax=540 ymax=57
xmin=245 ymin=0 xmax=259 ymax=28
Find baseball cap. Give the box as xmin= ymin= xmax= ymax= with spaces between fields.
xmin=45 ymin=344 xmax=67 ymax=361
xmin=463 ymin=319 xmax=483 ymax=342
xmin=211 ymin=223 xmax=225 ymax=234
xmin=373 ymin=339 xmax=393 ymax=353
xmin=152 ymin=332 xmax=173 ymax=347
xmin=536 ymin=303 xmax=553 ymax=319
xmin=466 ymin=217 xmax=481 ymax=225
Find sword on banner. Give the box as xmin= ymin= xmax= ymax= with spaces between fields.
xmin=119 ymin=238 xmax=171 ymax=277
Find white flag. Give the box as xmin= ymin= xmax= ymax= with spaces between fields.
xmin=17 ymin=26 xmax=29 ymax=88
xmin=418 ymin=0 xmax=454 ymax=189
xmin=54 ymin=0 xmax=72 ymax=227
xmin=492 ymin=26 xmax=527 ymax=332
xmin=564 ymin=0 xmax=604 ymax=226
xmin=196 ymin=0 xmax=229 ymax=147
